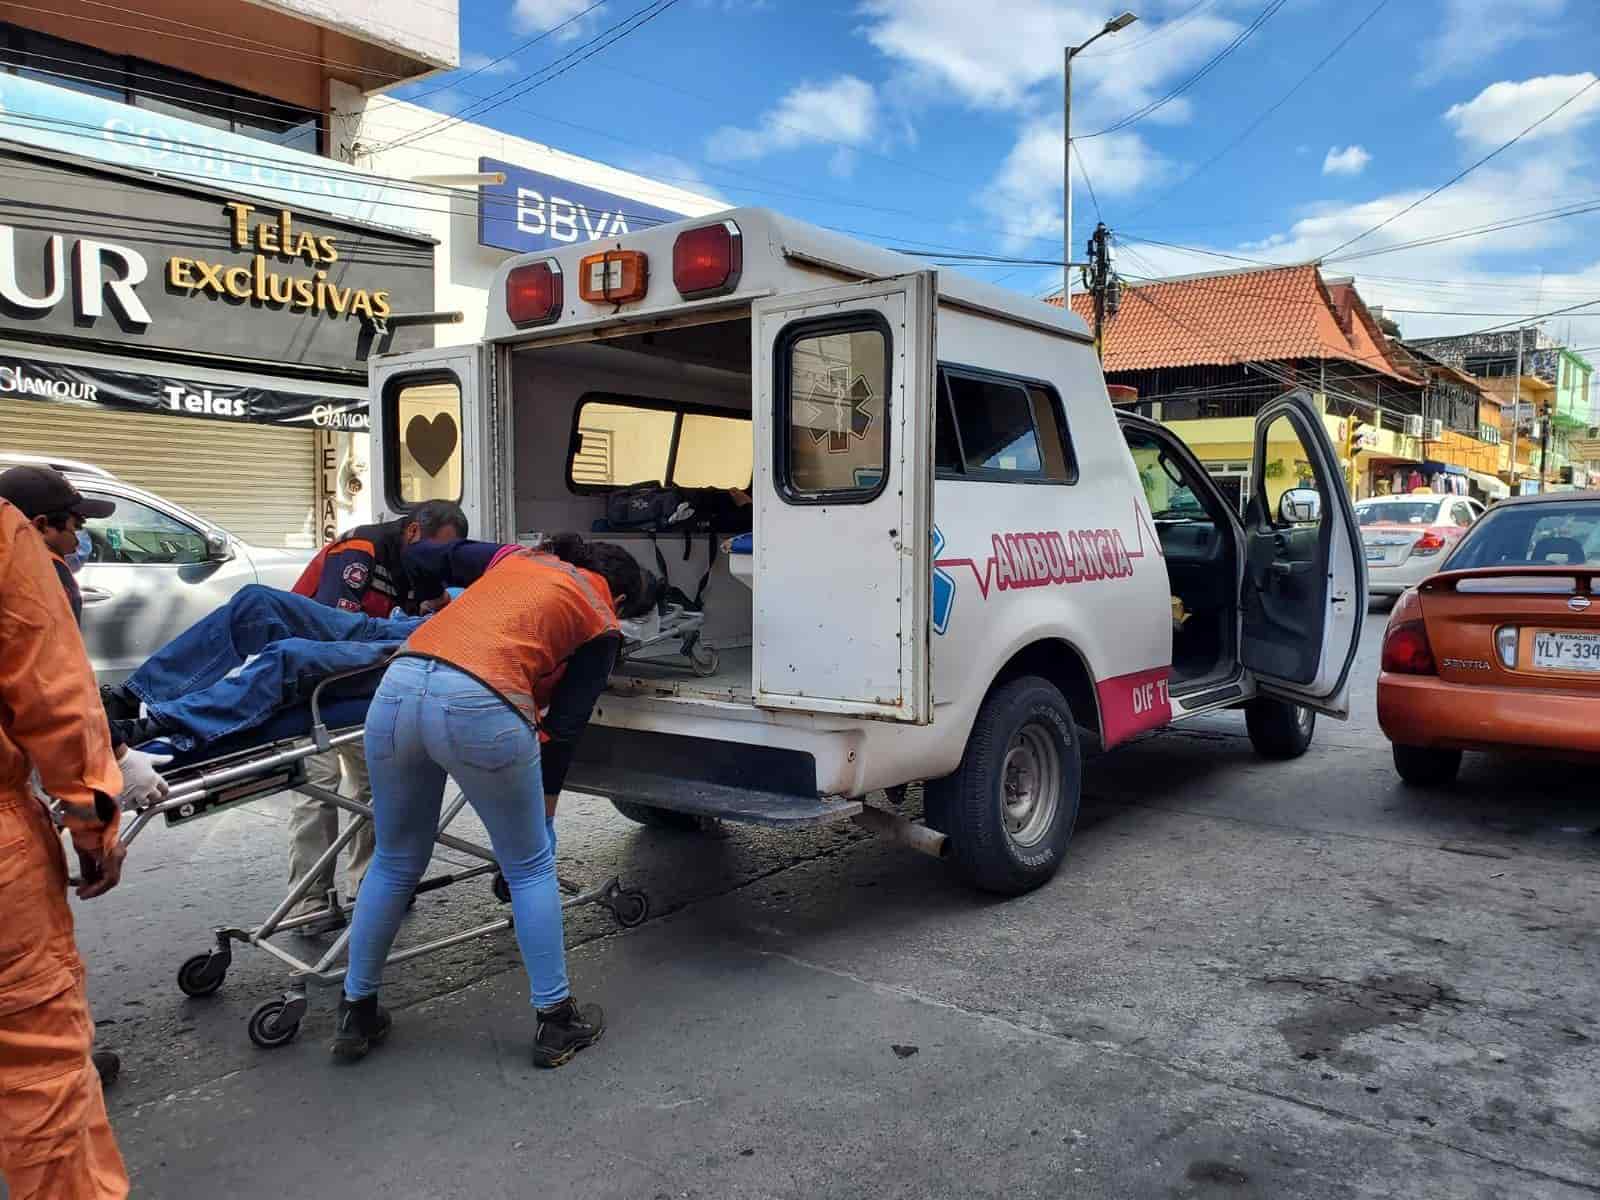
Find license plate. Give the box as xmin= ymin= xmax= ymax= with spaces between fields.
xmin=1531 ymin=630 xmax=1600 ymax=673
xmin=1365 ymin=546 xmax=1386 ymax=562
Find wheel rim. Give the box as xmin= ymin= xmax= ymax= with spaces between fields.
xmin=1000 ymin=719 xmax=1062 ymax=849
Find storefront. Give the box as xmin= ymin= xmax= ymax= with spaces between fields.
xmin=0 ymin=143 xmax=434 ymax=546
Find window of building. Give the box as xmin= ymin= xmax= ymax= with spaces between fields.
xmin=567 ymin=396 xmax=751 ymax=492
xmin=0 ymin=24 xmax=321 ymax=153
xmin=940 ymin=368 xmax=1076 ymax=483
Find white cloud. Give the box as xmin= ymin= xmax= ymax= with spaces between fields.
xmin=1418 ymin=0 xmax=1566 ymax=84
xmin=459 ymin=52 xmax=518 ymax=77
xmin=512 ymin=0 xmax=604 ymax=39
xmin=1322 ymin=145 xmax=1371 ymax=177
xmin=1444 ymin=72 xmax=1600 ymax=148
xmin=706 ymin=77 xmax=879 ymax=165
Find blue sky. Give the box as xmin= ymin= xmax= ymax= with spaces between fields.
xmin=396 ymin=0 xmax=1600 ymax=346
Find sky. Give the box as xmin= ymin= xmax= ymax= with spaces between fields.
xmin=393 ymin=0 xmax=1600 ymax=357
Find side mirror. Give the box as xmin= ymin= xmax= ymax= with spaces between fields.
xmin=205 ymin=531 xmax=234 ymax=562
xmin=1279 ymin=487 xmax=1322 ymax=525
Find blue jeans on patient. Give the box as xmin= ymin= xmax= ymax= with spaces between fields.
xmin=345 ymin=656 xmax=569 ymax=1009
xmin=124 ymin=585 xmax=422 ymax=749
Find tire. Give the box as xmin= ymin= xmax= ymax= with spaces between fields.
xmin=247 ymin=1000 xmax=300 ymax=1050
xmin=176 ymin=952 xmax=228 ymax=998
xmin=1392 ymin=743 xmax=1462 ymax=787
xmin=609 ymin=890 xmax=651 ymax=928
xmin=1245 ymin=698 xmax=1317 ymax=760
xmin=926 ymin=675 xmax=1081 ymax=896
xmin=610 ymin=799 xmax=708 ymax=832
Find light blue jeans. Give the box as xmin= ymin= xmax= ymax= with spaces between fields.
xmin=345 ymin=656 xmax=569 ymax=1009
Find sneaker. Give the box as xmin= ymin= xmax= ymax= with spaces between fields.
xmin=91 ymin=1049 xmax=121 ymax=1087
xmin=99 ymin=684 xmax=142 ymax=722
xmin=291 ymin=905 xmax=347 ymax=939
xmin=330 ymin=995 xmax=391 ymax=1061
xmin=532 ymin=997 xmax=605 ymax=1069
xmin=110 ymin=715 xmax=165 ymax=749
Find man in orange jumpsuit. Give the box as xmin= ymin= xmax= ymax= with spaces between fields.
xmin=0 ymin=499 xmax=129 ymax=1199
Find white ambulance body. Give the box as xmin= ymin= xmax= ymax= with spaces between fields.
xmin=368 ymin=208 xmax=1366 ymax=895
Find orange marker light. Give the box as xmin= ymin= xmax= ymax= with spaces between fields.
xmin=578 ymin=249 xmax=648 ymax=304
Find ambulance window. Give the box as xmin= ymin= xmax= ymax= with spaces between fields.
xmin=568 ymin=397 xmax=752 ymax=491
xmin=945 ymin=370 xmax=1075 ymax=483
xmin=384 ymin=373 xmax=463 ymax=508
xmin=777 ymin=316 xmax=890 ymax=503
xmin=674 ymin=412 xmax=754 ymax=489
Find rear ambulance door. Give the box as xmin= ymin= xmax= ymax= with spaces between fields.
xmin=751 ymin=272 xmax=936 ymax=723
xmin=368 ymin=345 xmax=493 ymax=538
xmin=1241 ymin=388 xmax=1367 ymax=717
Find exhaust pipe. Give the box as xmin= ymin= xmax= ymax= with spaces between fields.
xmin=853 ymin=804 xmax=948 ymax=859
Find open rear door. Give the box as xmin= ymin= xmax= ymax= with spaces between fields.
xmin=368 ymin=345 xmax=491 ymax=538
xmin=751 ymin=272 xmax=936 ymax=723
xmin=1241 ymin=388 xmax=1367 ymax=717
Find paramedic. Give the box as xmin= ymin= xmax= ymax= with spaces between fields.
xmin=0 ymin=499 xmax=129 ymax=1199
xmin=286 ymin=501 xmax=468 ymax=931
xmin=335 ymin=535 xmax=649 ymax=1069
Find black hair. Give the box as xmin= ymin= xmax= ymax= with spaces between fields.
xmin=38 ymin=510 xmax=74 ymax=532
xmin=547 ymin=533 xmax=653 ymax=618
xmin=412 ymin=500 xmax=469 ymax=540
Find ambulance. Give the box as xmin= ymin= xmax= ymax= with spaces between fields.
xmin=367 ymin=209 xmax=1367 ymax=895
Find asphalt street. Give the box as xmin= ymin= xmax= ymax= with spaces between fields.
xmin=54 ymin=607 xmax=1600 ymax=1198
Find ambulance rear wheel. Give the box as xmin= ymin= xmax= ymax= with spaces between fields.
xmin=928 ymin=675 xmax=1080 ymax=897
xmin=610 ymin=799 xmax=708 ymax=833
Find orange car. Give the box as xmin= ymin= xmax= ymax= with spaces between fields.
xmin=1377 ymin=491 xmax=1600 ymax=785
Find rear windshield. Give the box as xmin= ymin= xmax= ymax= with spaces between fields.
xmin=1357 ymin=500 xmax=1439 ymax=526
xmin=1447 ymin=502 xmax=1600 ymax=569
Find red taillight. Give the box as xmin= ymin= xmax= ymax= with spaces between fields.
xmin=673 ymin=220 xmax=742 ymax=299
xmin=1412 ymin=529 xmax=1447 ymax=555
xmin=506 ymin=261 xmax=563 ymax=326
xmin=1382 ymin=619 xmax=1436 ymax=674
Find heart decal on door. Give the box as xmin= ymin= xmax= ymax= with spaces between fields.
xmin=405 ymin=414 xmax=458 ymax=477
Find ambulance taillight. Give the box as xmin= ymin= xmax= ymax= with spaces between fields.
xmin=672 ymin=221 xmax=742 ymax=299
xmin=506 ymin=261 xmax=563 ymax=326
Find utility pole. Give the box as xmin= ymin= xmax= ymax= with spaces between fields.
xmin=1063 ymin=11 xmax=1137 ymax=302
xmin=1508 ymin=332 xmax=1523 ymax=493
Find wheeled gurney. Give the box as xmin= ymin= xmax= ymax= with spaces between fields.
xmin=115 ymin=661 xmax=651 ymax=1050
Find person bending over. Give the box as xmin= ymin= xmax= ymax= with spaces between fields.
xmin=334 ymin=534 xmax=651 ymax=1069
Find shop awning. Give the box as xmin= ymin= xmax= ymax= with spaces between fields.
xmin=1469 ymin=471 xmax=1510 ymax=499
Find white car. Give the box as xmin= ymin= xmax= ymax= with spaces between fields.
xmin=0 ymin=453 xmax=311 ymax=680
xmin=1357 ymin=493 xmax=1484 ymax=598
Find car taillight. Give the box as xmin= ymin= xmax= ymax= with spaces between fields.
xmin=673 ymin=220 xmax=742 ymax=298
xmin=1382 ymin=619 xmax=1436 ymax=674
xmin=1412 ymin=529 xmax=1447 ymax=556
xmin=506 ymin=261 xmax=563 ymax=326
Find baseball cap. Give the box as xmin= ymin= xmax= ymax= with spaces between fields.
xmin=0 ymin=465 xmax=116 ymax=520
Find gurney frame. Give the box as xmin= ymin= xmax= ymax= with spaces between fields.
xmin=118 ymin=668 xmax=651 ymax=1050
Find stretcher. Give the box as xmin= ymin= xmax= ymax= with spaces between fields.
xmin=114 ymin=659 xmax=651 ymax=1050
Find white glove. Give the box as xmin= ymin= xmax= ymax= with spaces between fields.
xmin=116 ymin=746 xmax=173 ymax=811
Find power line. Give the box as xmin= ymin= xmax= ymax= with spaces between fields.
xmin=1080 ymin=0 xmax=1289 ymax=139
xmin=1073 ymin=0 xmax=1221 ymax=61
xmin=1319 ymin=74 xmax=1600 ymax=260
xmin=400 ymin=0 xmax=612 ymax=102
xmin=1071 ymin=140 xmax=1102 ymax=224
xmin=1126 ymin=0 xmax=1392 ymax=219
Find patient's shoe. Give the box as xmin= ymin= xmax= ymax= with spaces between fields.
xmin=532 ymin=996 xmax=605 ymax=1068
xmin=110 ymin=715 xmax=167 ymax=748
xmin=330 ymin=995 xmax=391 ymax=1060
xmin=99 ymin=684 xmax=141 ymax=722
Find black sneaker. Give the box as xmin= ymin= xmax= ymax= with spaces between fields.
xmin=532 ymin=997 xmax=605 ymax=1069
xmin=99 ymin=684 xmax=141 ymax=723
xmin=110 ymin=716 xmax=165 ymax=749
xmin=330 ymin=995 xmax=391 ymax=1061
xmin=91 ymin=1049 xmax=121 ymax=1087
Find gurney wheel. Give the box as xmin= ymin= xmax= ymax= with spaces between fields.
xmin=247 ymin=999 xmax=301 ymax=1050
xmin=609 ymin=889 xmax=650 ymax=929
xmin=177 ymin=952 xmax=228 ymax=998
xmin=688 ymin=642 xmax=720 ymax=677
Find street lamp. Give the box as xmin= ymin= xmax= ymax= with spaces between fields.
xmin=1064 ymin=11 xmax=1137 ymax=302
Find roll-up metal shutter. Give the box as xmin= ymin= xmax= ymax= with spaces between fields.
xmin=0 ymin=397 xmax=315 ymax=548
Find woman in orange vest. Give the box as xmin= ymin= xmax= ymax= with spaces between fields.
xmin=335 ymin=534 xmax=648 ymax=1069
xmin=0 ymin=500 xmax=128 ymax=1199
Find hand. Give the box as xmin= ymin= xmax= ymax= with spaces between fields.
xmin=726 ymin=488 xmax=751 ymax=507
xmin=76 ymin=841 xmax=126 ymax=899
xmin=420 ymin=594 xmax=452 ymax=615
xmin=116 ymin=746 xmax=172 ymax=811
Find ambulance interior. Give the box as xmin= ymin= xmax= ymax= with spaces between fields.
xmin=507 ymin=317 xmax=762 ymax=702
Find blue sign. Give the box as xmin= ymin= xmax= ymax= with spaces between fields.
xmin=477 ymin=156 xmax=688 ymax=254
xmin=932 ymin=526 xmax=955 ymax=636
xmin=0 ymin=74 xmax=426 ymax=236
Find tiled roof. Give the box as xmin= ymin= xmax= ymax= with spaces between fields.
xmin=1051 ymin=265 xmax=1421 ymax=382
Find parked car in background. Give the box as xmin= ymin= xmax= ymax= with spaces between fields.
xmin=0 ymin=453 xmax=311 ymax=680
xmin=1358 ymin=493 xmax=1484 ymax=598
xmin=1377 ymin=491 xmax=1600 ymax=786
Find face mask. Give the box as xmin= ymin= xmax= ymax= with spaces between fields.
xmin=64 ymin=528 xmax=92 ymax=574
